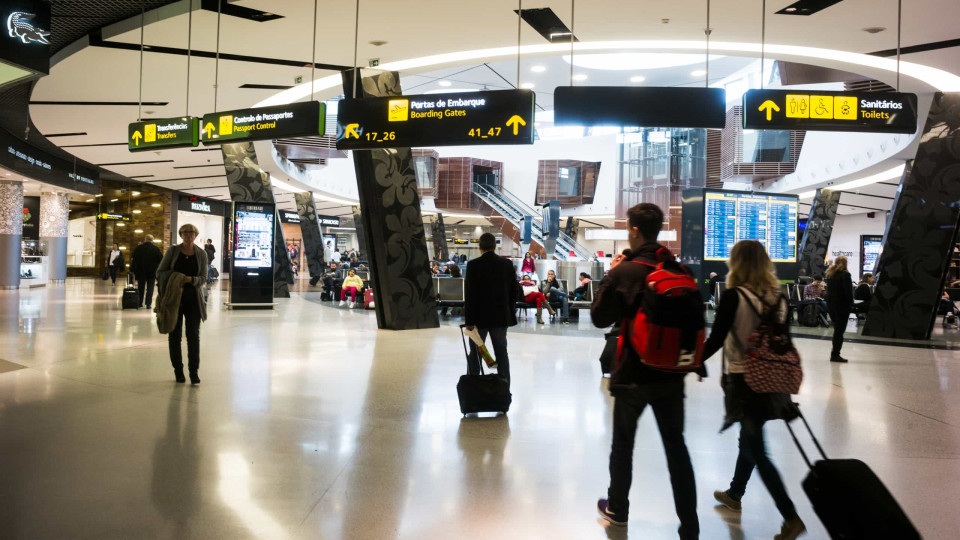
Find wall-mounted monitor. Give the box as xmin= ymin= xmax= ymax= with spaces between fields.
xmin=861 ymin=235 xmax=883 ymax=276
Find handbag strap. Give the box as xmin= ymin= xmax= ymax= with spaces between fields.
xmin=784 ymin=407 xmax=829 ymax=469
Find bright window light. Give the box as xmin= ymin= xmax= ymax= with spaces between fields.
xmin=797 ymin=164 xmax=905 ymax=199
xmin=269 ymin=176 xmax=307 ymax=193
xmin=531 ymin=65 xmax=547 ymax=73
xmin=572 ymin=74 xmax=588 ymax=81
xmin=630 ymin=75 xmax=646 ymax=83
xmin=564 ymin=53 xmax=725 ymax=71
xmin=691 ymin=69 xmax=707 ymax=77
xmin=520 ymin=82 xmax=535 ymax=89
xmin=437 ymin=80 xmax=452 ymax=87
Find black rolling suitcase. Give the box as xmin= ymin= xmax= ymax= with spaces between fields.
xmin=121 ymin=273 xmax=139 ymax=310
xmin=456 ymin=324 xmax=511 ymax=415
xmin=787 ymin=411 xmax=921 ymax=539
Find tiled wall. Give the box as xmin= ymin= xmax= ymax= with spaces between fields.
xmin=435 ymin=157 xmax=503 ymax=210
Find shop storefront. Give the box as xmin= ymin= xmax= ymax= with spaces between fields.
xmin=278 ymin=209 xmax=304 ymax=276
xmin=175 ymin=196 xmax=227 ymax=272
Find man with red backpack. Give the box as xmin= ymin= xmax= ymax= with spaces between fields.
xmin=592 ymin=203 xmax=703 ymax=540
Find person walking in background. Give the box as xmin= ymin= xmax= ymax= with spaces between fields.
xmin=521 ymin=252 xmax=536 ymax=274
xmin=701 ymin=240 xmax=806 ymax=540
xmin=592 ymin=203 xmax=700 ymax=539
xmin=203 ymin=239 xmax=216 ymax=284
xmin=464 ymin=233 xmax=518 ymax=384
xmin=339 ymin=269 xmax=364 ymax=307
xmin=131 ymin=235 xmax=163 ymax=309
xmin=825 ymin=256 xmax=854 ymax=363
xmin=107 ymin=243 xmax=123 ymax=284
xmin=156 ymin=224 xmax=208 ymax=385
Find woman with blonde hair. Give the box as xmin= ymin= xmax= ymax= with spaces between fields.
xmin=157 ymin=223 xmax=208 ymax=384
xmin=825 ymin=255 xmax=853 ymax=363
xmin=701 ymin=240 xmax=805 ymax=540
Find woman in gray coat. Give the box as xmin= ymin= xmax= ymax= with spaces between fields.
xmin=157 ymin=223 xmax=208 ymax=384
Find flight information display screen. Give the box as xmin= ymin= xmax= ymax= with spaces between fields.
xmin=703 ymin=191 xmax=798 ymax=262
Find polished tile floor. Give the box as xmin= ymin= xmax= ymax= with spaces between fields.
xmin=1 ymin=279 xmax=958 ymax=539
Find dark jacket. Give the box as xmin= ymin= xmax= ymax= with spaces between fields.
xmin=591 ymin=242 xmax=689 ymax=392
xmin=204 ymin=243 xmax=216 ymax=263
xmin=825 ymin=269 xmax=853 ymax=311
xmin=464 ymin=251 xmax=518 ymax=328
xmin=131 ymin=241 xmax=163 ymax=281
xmin=157 ymin=244 xmax=209 ymax=321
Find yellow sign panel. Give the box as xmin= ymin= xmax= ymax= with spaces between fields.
xmin=388 ymin=99 xmax=409 ymax=122
xmin=834 ymin=96 xmax=858 ymax=120
xmin=785 ymin=95 xmax=809 ymax=118
xmin=219 ymin=115 xmax=233 ymax=136
xmin=810 ymin=95 xmax=834 ymax=119
xmin=144 ymin=124 xmax=157 ymax=143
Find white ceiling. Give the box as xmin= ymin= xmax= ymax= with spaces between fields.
xmin=25 ymin=0 xmax=960 ymax=213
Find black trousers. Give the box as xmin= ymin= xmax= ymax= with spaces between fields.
xmin=829 ymin=306 xmax=850 ymax=357
xmin=108 ymin=266 xmax=118 ymax=283
xmin=169 ymin=290 xmax=201 ymax=374
xmin=138 ymin=278 xmax=156 ymax=308
xmin=608 ymin=386 xmax=699 ymax=539
xmin=467 ymin=327 xmax=510 ymax=382
xmin=727 ymin=414 xmax=798 ymax=520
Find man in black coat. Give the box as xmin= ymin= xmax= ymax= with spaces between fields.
xmin=464 ymin=233 xmax=518 ymax=383
xmin=131 ymin=235 xmax=164 ymax=308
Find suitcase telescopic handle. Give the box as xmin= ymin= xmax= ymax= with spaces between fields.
xmin=459 ymin=324 xmax=484 ymax=376
xmin=785 ymin=408 xmax=829 ymax=469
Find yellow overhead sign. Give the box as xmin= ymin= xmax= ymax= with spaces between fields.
xmin=785 ymin=95 xmax=809 ymax=118
xmin=388 ymin=99 xmax=408 ymax=122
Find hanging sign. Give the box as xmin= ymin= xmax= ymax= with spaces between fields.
xmin=278 ymin=210 xmax=300 ymax=224
xmin=554 ymin=87 xmax=727 ymax=128
xmin=335 ymin=89 xmax=535 ymax=150
xmin=96 ymin=212 xmax=132 ymax=222
xmin=316 ymin=215 xmax=341 ymax=227
xmin=201 ymin=101 xmax=326 ymax=145
xmin=742 ymin=89 xmax=918 ymax=133
xmin=128 ymin=116 xmax=199 ymax=151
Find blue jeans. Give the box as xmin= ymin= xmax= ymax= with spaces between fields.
xmin=548 ymin=288 xmax=570 ymax=319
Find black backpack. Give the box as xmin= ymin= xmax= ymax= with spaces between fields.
xmin=798 ymin=302 xmax=820 ymax=327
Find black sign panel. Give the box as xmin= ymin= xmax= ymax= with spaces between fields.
xmin=278 ymin=210 xmax=300 ymax=224
xmin=177 ymin=196 xmax=225 ymax=216
xmin=336 ymin=89 xmax=535 ymax=150
xmin=0 ymin=128 xmax=98 ymax=194
xmin=97 ymin=212 xmax=132 ymax=222
xmin=316 ymin=214 xmax=341 ymax=227
xmin=22 ymin=195 xmax=39 ymax=240
xmin=201 ymin=101 xmax=325 ymax=145
xmin=742 ymin=90 xmax=918 ymax=133
xmin=554 ymin=87 xmax=727 ymax=128
xmin=0 ymin=0 xmax=51 ymax=74
xmin=129 ymin=117 xmax=199 ymax=151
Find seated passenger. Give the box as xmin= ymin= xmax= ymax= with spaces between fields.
xmin=853 ymin=273 xmax=874 ymax=314
xmin=802 ymin=274 xmax=829 ymax=324
xmin=573 ymin=272 xmax=592 ymax=300
xmin=519 ymin=274 xmax=555 ymax=324
xmin=939 ymin=290 xmax=959 ymax=325
xmin=446 ymin=264 xmax=462 ymax=278
xmin=339 ymin=269 xmax=364 ymax=307
xmin=322 ymin=262 xmax=340 ymax=297
xmin=539 ymin=269 xmax=570 ymax=324
xmin=431 ymin=262 xmax=441 ymax=276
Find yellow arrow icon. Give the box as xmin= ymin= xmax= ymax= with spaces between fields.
xmin=203 ymin=122 xmax=216 ymax=138
xmin=758 ymin=100 xmax=780 ymax=121
xmin=131 ymin=131 xmax=142 ymax=146
xmin=345 ymin=123 xmax=360 ymax=139
xmin=505 ymin=115 xmax=526 ymax=135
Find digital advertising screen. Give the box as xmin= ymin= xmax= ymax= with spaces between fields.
xmin=703 ymin=191 xmax=799 ymax=263
xmin=234 ymin=206 xmax=274 ymax=269
xmin=861 ymin=235 xmax=883 ymax=276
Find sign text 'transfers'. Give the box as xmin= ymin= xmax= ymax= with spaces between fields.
xmin=128 ymin=117 xmax=199 ymax=152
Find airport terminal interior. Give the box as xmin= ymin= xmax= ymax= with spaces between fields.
xmin=1 ymin=1 xmax=960 ymax=539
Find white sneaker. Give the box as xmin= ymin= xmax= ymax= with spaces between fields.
xmin=339 ymin=300 xmax=345 ymax=306
xmin=348 ymin=302 xmax=355 ymax=309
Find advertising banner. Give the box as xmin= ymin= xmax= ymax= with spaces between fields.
xmin=22 ymin=195 xmax=39 ymax=240
xmin=0 ymin=0 xmax=51 ymax=74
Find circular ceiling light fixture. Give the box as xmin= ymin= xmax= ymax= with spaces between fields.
xmin=630 ymin=75 xmax=646 ymax=83
xmin=691 ymin=69 xmax=707 ymax=77
xmin=520 ymin=82 xmax=535 ymax=89
xmin=437 ymin=80 xmax=452 ymax=87
xmin=572 ymin=74 xmax=588 ymax=81
xmin=562 ymin=53 xmax=725 ymax=71
xmin=531 ymin=65 xmax=547 ymax=73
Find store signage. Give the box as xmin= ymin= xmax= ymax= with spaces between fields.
xmin=0 ymin=0 xmax=51 ymax=73
xmin=96 ymin=212 xmax=132 ymax=222
xmin=742 ymin=89 xmax=918 ymax=133
xmin=201 ymin=101 xmax=326 ymax=145
xmin=0 ymin=128 xmax=98 ymax=194
xmin=128 ymin=116 xmax=199 ymax=152
xmin=336 ymin=89 xmax=535 ymax=150
xmin=554 ymin=87 xmax=726 ymax=128
xmin=177 ymin=195 xmax=225 ymax=216
xmin=278 ymin=210 xmax=300 ymax=224
xmin=317 ymin=214 xmax=340 ymax=227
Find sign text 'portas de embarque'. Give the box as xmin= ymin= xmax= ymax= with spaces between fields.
xmin=128 ymin=117 xmax=199 ymax=151
xmin=335 ymin=89 xmax=535 ymax=150
xmin=742 ymin=89 xmax=918 ymax=133
xmin=201 ymin=101 xmax=326 ymax=145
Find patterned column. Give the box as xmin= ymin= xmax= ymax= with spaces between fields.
xmin=0 ymin=181 xmax=24 ymax=289
xmin=40 ymin=192 xmax=70 ymax=282
xmin=863 ymin=93 xmax=960 ymax=339
xmin=221 ymin=142 xmax=294 ymax=298
xmin=796 ymin=188 xmax=841 ymax=280
xmin=351 ymin=205 xmax=368 ymax=259
xmin=430 ymin=213 xmax=449 ymax=261
xmin=343 ymin=69 xmax=438 ymax=330
xmin=294 ymin=192 xmax=326 ymax=279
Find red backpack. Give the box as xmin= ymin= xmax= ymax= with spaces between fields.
xmin=617 ymin=248 xmax=706 ymax=373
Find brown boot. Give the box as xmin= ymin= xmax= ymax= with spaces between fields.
xmin=536 ymin=306 xmax=545 ymax=324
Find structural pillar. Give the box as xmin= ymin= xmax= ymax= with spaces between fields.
xmin=40 ymin=192 xmax=69 ymax=283
xmin=541 ymin=200 xmax=561 ymax=259
xmin=343 ymin=69 xmax=438 ymax=330
xmin=796 ymin=188 xmax=841 ymax=280
xmin=294 ymin=192 xmax=326 ymax=280
xmin=0 ymin=181 xmax=24 ymax=289
xmin=431 ymin=213 xmax=449 ymax=261
xmin=864 ymin=92 xmax=960 ymax=339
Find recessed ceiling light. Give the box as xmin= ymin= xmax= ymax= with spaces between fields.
xmin=630 ymin=75 xmax=646 ymax=83
xmin=110 ymin=198 xmax=118 ymax=202
xmin=95 ymin=194 xmax=103 ymax=197
xmin=151 ymin=203 xmax=162 ymax=207
xmin=691 ymin=69 xmax=707 ymax=77
xmin=132 ymin=191 xmax=140 ymax=196
xmin=785 ymin=7 xmax=797 ymax=12
xmin=531 ymin=65 xmax=547 ymax=73
xmin=134 ymin=229 xmax=143 ymax=233
xmin=520 ymin=82 xmax=535 ymax=89
xmin=132 ymin=209 xmax=142 ymax=214
xmin=117 ymin=223 xmax=125 ymax=227
xmin=85 ymin=198 xmax=94 ymax=202
xmin=437 ymin=80 xmax=452 ymax=87
xmin=572 ymin=74 xmax=588 ymax=81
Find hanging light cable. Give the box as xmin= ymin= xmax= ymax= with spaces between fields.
xmin=138 ymin=1 xmax=144 ymax=120
xmin=185 ymin=0 xmax=192 ymax=116
xmin=214 ymin=0 xmax=222 ymax=111
xmin=310 ymin=0 xmax=317 ymax=100
xmin=705 ymin=0 xmax=711 ymax=88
